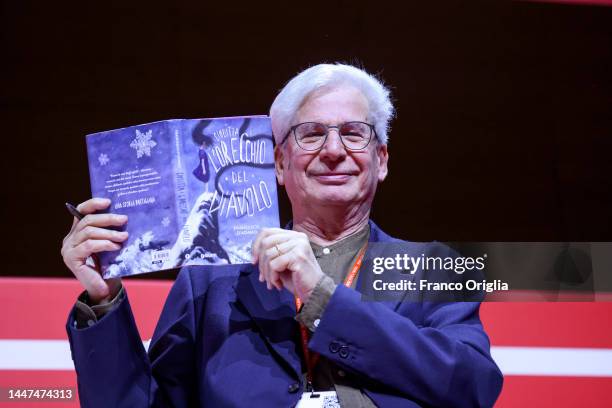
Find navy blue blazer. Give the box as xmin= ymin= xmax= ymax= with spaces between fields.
xmin=67 ymin=221 xmax=503 ymax=407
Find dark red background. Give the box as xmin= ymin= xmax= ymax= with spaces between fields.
xmin=1 ymin=0 xmax=611 ymax=278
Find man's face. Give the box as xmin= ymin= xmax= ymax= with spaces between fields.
xmin=275 ymin=86 xmax=389 ymax=212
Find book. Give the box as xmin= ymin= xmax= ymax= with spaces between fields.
xmin=86 ymin=116 xmax=279 ymax=278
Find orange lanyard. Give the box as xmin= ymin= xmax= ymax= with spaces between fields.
xmin=295 ymin=244 xmax=368 ymax=390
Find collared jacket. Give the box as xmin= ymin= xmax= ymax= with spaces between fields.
xmin=66 ymin=220 xmax=503 ymax=407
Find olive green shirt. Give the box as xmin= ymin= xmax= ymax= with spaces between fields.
xmin=295 ymin=224 xmax=375 ymax=408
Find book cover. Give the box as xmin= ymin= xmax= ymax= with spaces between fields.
xmin=86 ymin=116 xmax=279 ymax=278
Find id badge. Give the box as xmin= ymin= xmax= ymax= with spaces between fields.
xmin=295 ymin=390 xmax=340 ymax=408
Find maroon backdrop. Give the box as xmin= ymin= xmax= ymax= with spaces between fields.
xmin=1 ymin=0 xmax=611 ymax=278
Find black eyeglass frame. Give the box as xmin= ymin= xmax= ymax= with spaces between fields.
xmin=278 ymin=121 xmax=378 ymax=151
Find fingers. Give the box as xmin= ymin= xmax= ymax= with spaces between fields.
xmin=62 ymin=197 xmax=127 ymax=302
xmin=71 ymin=226 xmax=129 ymax=247
xmin=74 ymin=213 xmax=128 ymax=234
xmin=255 ymin=231 xmax=297 ymax=285
xmin=253 ymin=229 xmax=305 ymax=263
xmin=263 ymin=240 xmax=293 ymax=260
xmin=76 ymin=197 xmax=112 ymax=215
xmin=63 ymin=213 xmax=128 ymax=258
xmin=267 ymin=251 xmax=296 ymax=290
xmin=74 ymin=263 xmax=111 ymax=301
xmin=252 ymin=228 xmax=320 ymax=295
xmin=260 ymin=241 xmax=297 ymax=290
xmin=66 ymin=198 xmax=125 ymax=239
xmin=71 ymin=239 xmax=122 ymax=260
xmin=251 ymin=228 xmax=272 ymax=263
xmin=65 ymin=240 xmax=122 ymax=300
xmin=251 ymin=227 xmax=291 ymax=263
xmin=255 ymin=230 xmax=304 ymax=290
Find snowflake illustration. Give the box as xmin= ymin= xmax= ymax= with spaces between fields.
xmin=98 ymin=153 xmax=110 ymax=166
xmin=130 ymin=129 xmax=157 ymax=158
xmin=161 ymin=217 xmax=170 ymax=227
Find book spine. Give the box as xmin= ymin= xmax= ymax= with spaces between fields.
xmin=172 ymin=121 xmax=191 ymax=247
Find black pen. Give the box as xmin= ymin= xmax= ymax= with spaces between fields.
xmin=65 ymin=202 xmax=84 ymax=220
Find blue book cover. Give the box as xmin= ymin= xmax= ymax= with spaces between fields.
xmin=86 ymin=116 xmax=279 ymax=278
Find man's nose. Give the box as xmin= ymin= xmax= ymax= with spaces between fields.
xmin=318 ymin=129 xmax=347 ymax=161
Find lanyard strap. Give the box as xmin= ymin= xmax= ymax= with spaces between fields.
xmin=295 ymin=243 xmax=368 ymax=389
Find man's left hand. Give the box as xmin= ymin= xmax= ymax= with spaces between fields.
xmin=252 ymin=228 xmax=324 ymax=303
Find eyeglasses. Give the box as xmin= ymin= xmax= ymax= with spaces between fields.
xmin=280 ymin=121 xmax=376 ymax=151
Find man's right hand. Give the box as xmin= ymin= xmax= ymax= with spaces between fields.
xmin=61 ymin=198 xmax=129 ymax=305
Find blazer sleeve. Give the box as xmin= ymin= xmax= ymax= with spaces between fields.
xmin=66 ymin=270 xmax=198 ymax=408
xmin=307 ymin=247 xmax=503 ymax=407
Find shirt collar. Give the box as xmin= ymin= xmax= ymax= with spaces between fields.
xmin=309 ymin=223 xmax=371 ymax=258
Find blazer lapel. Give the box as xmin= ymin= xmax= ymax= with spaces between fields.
xmin=234 ymin=264 xmax=302 ymax=379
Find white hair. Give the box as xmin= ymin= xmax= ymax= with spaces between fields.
xmin=269 ymin=63 xmax=395 ymax=145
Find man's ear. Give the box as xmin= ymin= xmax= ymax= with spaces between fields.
xmin=377 ymin=144 xmax=389 ymax=183
xmin=274 ymin=145 xmax=285 ymax=185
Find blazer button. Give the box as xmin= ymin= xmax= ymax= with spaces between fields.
xmin=339 ymin=346 xmax=349 ymax=359
xmin=288 ymin=382 xmax=300 ymax=393
xmin=329 ymin=341 xmax=341 ymax=353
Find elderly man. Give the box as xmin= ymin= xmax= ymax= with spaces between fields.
xmin=62 ymin=63 xmax=503 ymax=407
